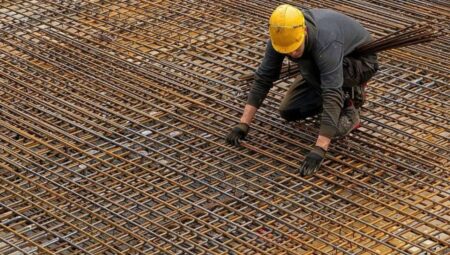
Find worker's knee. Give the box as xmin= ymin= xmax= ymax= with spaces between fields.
xmin=279 ymin=106 xmax=321 ymax=122
xmin=279 ymin=108 xmax=301 ymax=122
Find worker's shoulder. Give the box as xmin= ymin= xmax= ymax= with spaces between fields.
xmin=309 ymin=9 xmax=341 ymax=48
xmin=309 ymin=8 xmax=358 ymax=42
xmin=309 ymin=8 xmax=349 ymax=20
xmin=310 ymin=8 xmax=358 ymax=29
xmin=309 ymin=8 xmax=343 ymax=36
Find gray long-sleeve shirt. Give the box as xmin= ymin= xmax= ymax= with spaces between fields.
xmin=247 ymin=8 xmax=371 ymax=138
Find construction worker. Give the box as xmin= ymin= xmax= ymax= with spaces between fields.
xmin=226 ymin=4 xmax=378 ymax=176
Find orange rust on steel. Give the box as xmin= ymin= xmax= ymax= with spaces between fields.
xmin=0 ymin=74 xmax=297 ymax=254
xmin=1 ymin=33 xmax=446 ymax=205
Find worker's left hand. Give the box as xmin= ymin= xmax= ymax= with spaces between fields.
xmin=299 ymin=146 xmax=326 ymax=176
xmin=225 ymin=123 xmax=249 ymax=146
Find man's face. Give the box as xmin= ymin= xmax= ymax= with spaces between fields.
xmin=287 ymin=41 xmax=305 ymax=58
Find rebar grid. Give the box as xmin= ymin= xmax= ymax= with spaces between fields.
xmin=0 ymin=0 xmax=448 ymax=254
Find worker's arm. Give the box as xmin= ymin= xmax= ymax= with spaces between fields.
xmin=315 ymin=135 xmax=331 ymax=150
xmin=300 ymin=41 xmax=345 ymax=176
xmin=317 ymin=87 xmax=345 ymax=147
xmin=226 ymin=40 xmax=284 ymax=146
xmin=225 ymin=104 xmax=257 ymax=146
xmin=240 ymin=104 xmax=258 ymax=124
xmin=299 ymin=88 xmax=344 ymax=176
xmin=246 ymin=40 xmax=285 ymax=109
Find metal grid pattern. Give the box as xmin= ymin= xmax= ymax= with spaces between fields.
xmin=0 ymin=0 xmax=448 ymax=254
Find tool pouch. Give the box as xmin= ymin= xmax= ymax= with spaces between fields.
xmin=342 ymin=54 xmax=378 ymax=108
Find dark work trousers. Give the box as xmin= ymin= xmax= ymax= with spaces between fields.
xmin=279 ymin=53 xmax=378 ymax=121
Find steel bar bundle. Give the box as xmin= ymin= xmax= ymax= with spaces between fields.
xmin=354 ymin=23 xmax=442 ymax=55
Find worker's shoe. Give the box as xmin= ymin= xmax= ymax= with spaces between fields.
xmin=335 ymin=99 xmax=360 ymax=138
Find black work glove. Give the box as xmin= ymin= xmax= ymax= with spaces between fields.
xmin=299 ymin=146 xmax=326 ymax=177
xmin=225 ymin=123 xmax=249 ymax=146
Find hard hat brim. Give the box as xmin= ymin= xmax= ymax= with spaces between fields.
xmin=270 ymin=32 xmax=306 ymax=54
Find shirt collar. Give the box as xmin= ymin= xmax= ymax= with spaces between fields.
xmin=303 ymin=9 xmax=317 ymax=54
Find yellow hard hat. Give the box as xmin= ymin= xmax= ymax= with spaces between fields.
xmin=269 ymin=4 xmax=306 ymax=54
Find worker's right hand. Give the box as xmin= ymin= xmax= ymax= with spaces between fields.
xmin=298 ymin=146 xmax=326 ymax=177
xmin=225 ymin=123 xmax=249 ymax=146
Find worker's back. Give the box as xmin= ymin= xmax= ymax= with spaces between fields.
xmin=309 ymin=8 xmax=371 ymax=56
